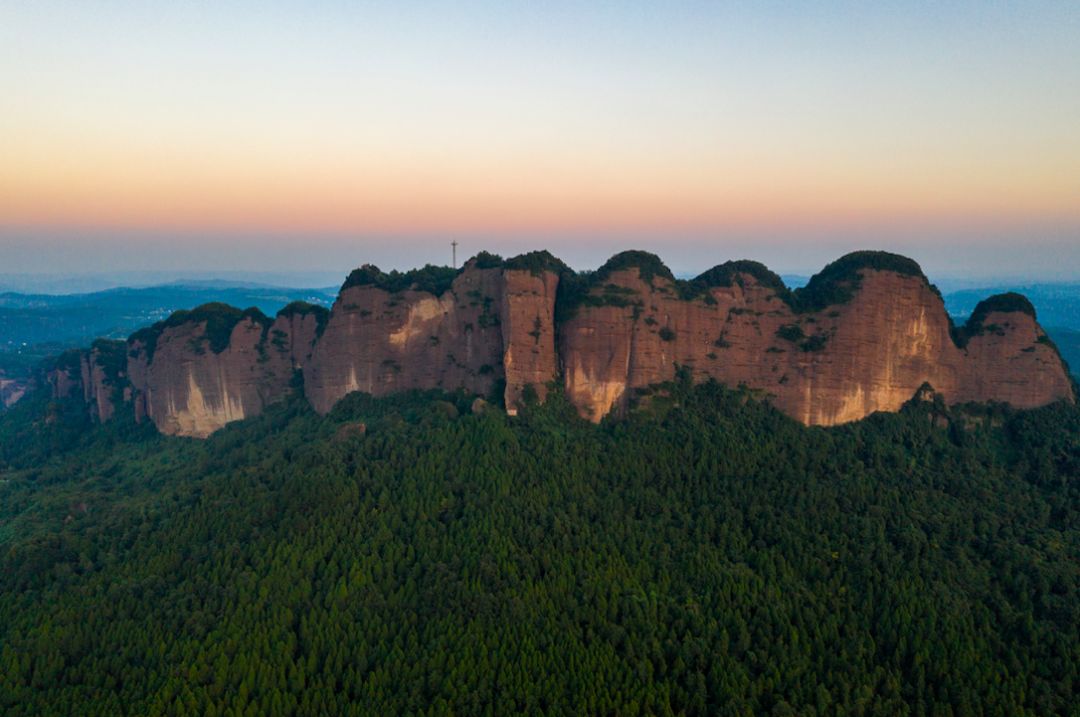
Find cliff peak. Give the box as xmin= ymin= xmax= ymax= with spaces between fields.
xmin=130 ymin=302 xmax=271 ymax=361
xmin=792 ymin=250 xmax=933 ymax=313
xmin=503 ymin=250 xmax=570 ymax=276
xmin=41 ymin=248 xmax=1075 ymax=437
xmin=276 ymin=301 xmax=330 ymax=337
xmin=595 ymin=250 xmax=675 ymax=284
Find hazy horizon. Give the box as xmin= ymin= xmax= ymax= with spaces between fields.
xmin=3 ymin=1 xmax=1079 ymax=283
xmin=2 ymin=237 xmax=1078 ymax=296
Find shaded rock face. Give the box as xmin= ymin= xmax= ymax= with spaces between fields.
xmin=45 ymin=344 xmax=125 ymax=421
xmin=128 ymin=317 xmax=298 ymax=438
xmin=268 ymin=311 xmax=321 ymax=372
xmin=81 ymin=346 xmax=121 ymax=422
xmin=560 ymin=267 xmax=1073 ymax=425
xmin=952 ymin=311 xmax=1074 ymax=409
xmin=305 ymin=266 xmax=508 ymax=415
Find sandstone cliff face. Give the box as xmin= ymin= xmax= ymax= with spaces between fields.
xmin=45 ymin=342 xmax=126 ymax=421
xmin=500 ymin=269 xmax=560 ymax=414
xmin=0 ymin=376 xmax=27 ymax=408
xmin=952 ymin=310 xmax=1073 ymax=409
xmin=560 ymin=263 xmax=1074 ymax=425
xmin=126 ymin=306 xmax=319 ymax=438
xmin=305 ymin=265 xmax=508 ymax=415
xmin=45 ymin=250 xmax=1075 ymax=437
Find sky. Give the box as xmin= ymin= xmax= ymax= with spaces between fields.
xmin=1 ymin=1 xmax=1078 ymax=282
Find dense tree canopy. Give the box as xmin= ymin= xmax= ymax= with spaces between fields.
xmin=0 ymin=380 xmax=1077 ymax=716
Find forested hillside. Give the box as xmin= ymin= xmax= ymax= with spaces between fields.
xmin=0 ymin=380 xmax=1077 ymax=716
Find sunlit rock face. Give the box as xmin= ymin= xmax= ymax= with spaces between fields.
xmin=304 ymin=264 xmax=509 ymax=415
xmin=500 ymin=268 xmax=560 ymax=414
xmin=121 ymin=304 xmax=326 ymax=438
xmin=48 ymin=250 xmax=1075 ymax=437
xmin=559 ymin=258 xmax=1073 ymax=426
xmin=127 ymin=317 xmax=287 ymax=438
xmin=951 ymin=310 xmax=1074 ymax=410
xmin=304 ymin=260 xmax=564 ymax=418
xmin=0 ymin=376 xmax=27 ymax=408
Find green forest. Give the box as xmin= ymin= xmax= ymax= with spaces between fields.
xmin=0 ymin=379 xmax=1077 ymax=716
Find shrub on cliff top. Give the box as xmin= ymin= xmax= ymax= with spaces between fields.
xmin=504 ymin=250 xmax=570 ymax=277
xmin=277 ymin=301 xmax=331 ymax=337
xmin=341 ymin=264 xmax=459 ymax=296
xmin=469 ymin=251 xmax=505 ymax=270
xmin=341 ymin=253 xmax=507 ymax=297
xmin=695 ymin=260 xmax=788 ymax=293
xmin=595 ymin=250 xmax=675 ymax=285
xmin=129 ymin=303 xmax=271 ymax=362
xmin=967 ymin=292 xmax=1037 ymax=326
xmin=952 ymin=292 xmax=1040 ymax=348
xmin=791 ymin=250 xmax=932 ymax=313
xmin=679 ymin=260 xmax=792 ymax=302
xmin=90 ymin=339 xmax=129 ymax=382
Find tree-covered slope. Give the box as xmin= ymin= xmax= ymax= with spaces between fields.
xmin=0 ymin=383 xmax=1077 ymax=716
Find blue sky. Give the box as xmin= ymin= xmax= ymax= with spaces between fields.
xmin=1 ymin=1 xmax=1078 ymax=278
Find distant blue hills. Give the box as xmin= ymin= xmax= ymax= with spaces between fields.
xmin=0 ymin=282 xmax=337 ymax=377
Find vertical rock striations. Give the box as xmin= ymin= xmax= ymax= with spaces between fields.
xmin=126 ymin=303 xmax=322 ymax=437
xmin=499 ymin=251 xmax=565 ymax=413
xmin=304 ymin=259 xmax=508 ymax=415
xmin=40 ymin=250 xmax=1075 ymax=436
xmin=559 ymin=251 xmax=1073 ymax=425
xmin=45 ymin=340 xmax=128 ymax=421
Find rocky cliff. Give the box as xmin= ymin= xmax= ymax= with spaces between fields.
xmin=0 ymin=376 xmax=27 ymax=408
xmin=46 ymin=340 xmax=128 ymax=421
xmin=125 ymin=302 xmax=326 ymax=437
xmin=561 ymin=251 xmax=1073 ymax=425
xmin=500 ymin=263 xmax=561 ymax=414
xmin=304 ymin=260 xmax=508 ymax=415
xmin=305 ymin=252 xmax=565 ymax=417
xmin=41 ymin=250 xmax=1075 ymax=436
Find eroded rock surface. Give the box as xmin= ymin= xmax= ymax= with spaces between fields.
xmin=305 ymin=264 xmax=508 ymax=415
xmin=41 ymin=251 xmax=1075 ymax=436
xmin=561 ymin=258 xmax=1072 ymax=425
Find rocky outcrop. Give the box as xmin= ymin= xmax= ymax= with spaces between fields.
xmin=0 ymin=376 xmax=27 ymax=408
xmin=305 ymin=253 xmax=565 ymax=417
xmin=500 ymin=267 xmax=560 ymax=413
xmin=304 ymin=260 xmax=508 ymax=415
xmin=44 ymin=341 xmax=128 ymax=420
xmin=127 ymin=302 xmax=323 ymax=437
xmin=560 ymin=252 xmax=1073 ymax=425
xmin=41 ymin=250 xmax=1075 ymax=436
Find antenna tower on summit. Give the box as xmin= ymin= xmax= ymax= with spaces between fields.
xmin=451 ymin=240 xmax=458 ymax=268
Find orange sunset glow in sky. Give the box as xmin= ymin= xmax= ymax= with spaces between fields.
xmin=1 ymin=1 xmax=1078 ymax=276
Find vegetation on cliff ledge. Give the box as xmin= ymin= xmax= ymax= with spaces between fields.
xmin=951 ymin=292 xmax=1040 ymax=348
xmin=276 ymin=301 xmax=331 ymax=337
xmin=340 ymin=264 xmax=460 ymax=297
xmin=129 ymin=303 xmax=271 ymax=362
xmin=791 ymin=251 xmax=934 ymax=313
xmin=0 ymin=379 xmax=1077 ymax=715
xmin=340 ymin=253 xmax=509 ymax=297
xmin=557 ymin=250 xmax=943 ymax=321
xmin=503 ymin=250 xmax=570 ymax=277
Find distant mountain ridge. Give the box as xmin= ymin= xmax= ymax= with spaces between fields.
xmin=37 ymin=250 xmax=1074 ymax=436
xmin=0 ymin=283 xmax=336 ymax=379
